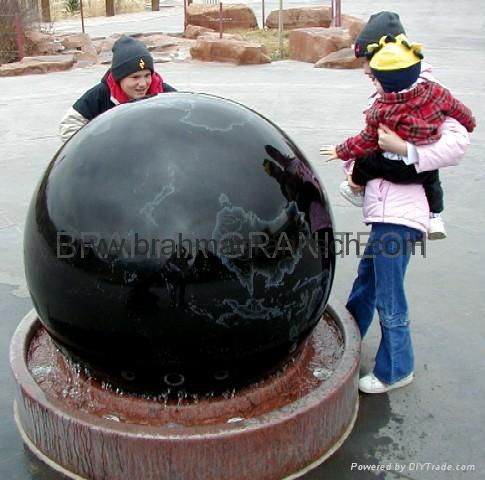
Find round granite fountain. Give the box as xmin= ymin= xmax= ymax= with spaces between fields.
xmin=11 ymin=93 xmax=360 ymax=480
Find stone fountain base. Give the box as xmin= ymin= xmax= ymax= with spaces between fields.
xmin=10 ymin=304 xmax=360 ymax=480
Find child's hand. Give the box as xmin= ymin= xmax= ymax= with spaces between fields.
xmin=347 ymin=174 xmax=364 ymax=192
xmin=319 ymin=145 xmax=338 ymax=161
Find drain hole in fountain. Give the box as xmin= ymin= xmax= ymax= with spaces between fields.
xmin=121 ymin=370 xmax=136 ymax=381
xmin=164 ymin=373 xmax=185 ymax=387
xmin=213 ymin=369 xmax=229 ymax=381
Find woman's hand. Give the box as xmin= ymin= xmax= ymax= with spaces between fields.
xmin=320 ymin=145 xmax=338 ymax=161
xmin=378 ymin=124 xmax=408 ymax=156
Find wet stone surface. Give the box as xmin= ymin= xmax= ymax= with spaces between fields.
xmin=27 ymin=312 xmax=344 ymax=427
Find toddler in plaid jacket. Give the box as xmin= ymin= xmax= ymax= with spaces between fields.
xmin=321 ymin=34 xmax=476 ymax=239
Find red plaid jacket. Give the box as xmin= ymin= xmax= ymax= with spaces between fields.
xmin=336 ymin=81 xmax=476 ymax=160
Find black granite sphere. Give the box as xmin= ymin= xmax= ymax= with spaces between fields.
xmin=24 ymin=93 xmax=335 ymax=392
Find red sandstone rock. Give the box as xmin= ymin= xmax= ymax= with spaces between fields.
xmin=25 ymin=31 xmax=62 ymax=56
xmin=341 ymin=14 xmax=366 ymax=42
xmin=59 ymin=33 xmax=98 ymax=64
xmin=266 ymin=6 xmax=332 ymax=29
xmin=314 ymin=47 xmax=365 ymax=69
xmin=60 ymin=33 xmax=89 ymax=50
xmin=289 ymin=27 xmax=352 ymax=63
xmin=0 ymin=55 xmax=75 ymax=77
xmin=142 ymin=33 xmax=178 ymax=51
xmin=91 ymin=34 xmax=120 ymax=58
xmin=190 ymin=38 xmax=271 ymax=65
xmin=186 ymin=4 xmax=257 ymax=30
xmin=184 ymin=24 xmax=215 ymax=39
xmin=199 ymin=32 xmax=244 ymax=41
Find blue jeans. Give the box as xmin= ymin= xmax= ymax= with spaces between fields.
xmin=346 ymin=223 xmax=423 ymax=384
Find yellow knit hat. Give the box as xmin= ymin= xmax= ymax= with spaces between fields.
xmin=368 ymin=34 xmax=423 ymax=93
xmin=368 ymin=34 xmax=423 ymax=71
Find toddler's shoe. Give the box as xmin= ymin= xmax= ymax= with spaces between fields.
xmin=359 ymin=372 xmax=414 ymax=394
xmin=339 ymin=181 xmax=364 ymax=207
xmin=428 ymin=215 xmax=447 ymax=240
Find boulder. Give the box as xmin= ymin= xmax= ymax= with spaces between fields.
xmin=190 ymin=38 xmax=271 ymax=65
xmin=289 ymin=27 xmax=352 ymax=63
xmin=199 ymin=32 xmax=244 ymax=41
xmin=0 ymin=55 xmax=75 ymax=77
xmin=152 ymin=52 xmax=174 ymax=63
xmin=341 ymin=14 xmax=366 ymax=42
xmin=266 ymin=6 xmax=332 ymax=29
xmin=59 ymin=33 xmax=98 ymax=63
xmin=184 ymin=25 xmax=215 ymax=39
xmin=314 ymin=47 xmax=365 ymax=69
xmin=25 ymin=31 xmax=63 ymax=56
xmin=92 ymin=34 xmax=121 ymax=56
xmin=60 ymin=33 xmax=90 ymax=50
xmin=171 ymin=46 xmax=193 ymax=63
xmin=142 ymin=34 xmax=195 ymax=62
xmin=142 ymin=33 xmax=178 ymax=51
xmin=186 ymin=4 xmax=258 ymax=30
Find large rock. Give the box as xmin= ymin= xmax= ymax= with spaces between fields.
xmin=289 ymin=27 xmax=352 ymax=63
xmin=190 ymin=38 xmax=271 ymax=65
xmin=199 ymin=32 xmax=244 ymax=41
xmin=60 ymin=33 xmax=90 ymax=50
xmin=0 ymin=55 xmax=75 ymax=77
xmin=314 ymin=47 xmax=365 ymax=69
xmin=142 ymin=33 xmax=178 ymax=51
xmin=186 ymin=4 xmax=257 ymax=30
xmin=92 ymin=33 xmax=121 ymax=56
xmin=25 ymin=31 xmax=63 ymax=56
xmin=341 ymin=14 xmax=366 ymax=42
xmin=184 ymin=24 xmax=215 ymax=39
xmin=142 ymin=34 xmax=195 ymax=63
xmin=59 ymin=33 xmax=98 ymax=64
xmin=266 ymin=6 xmax=332 ymax=29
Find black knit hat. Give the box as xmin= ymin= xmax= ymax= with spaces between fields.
xmin=111 ymin=35 xmax=154 ymax=82
xmin=354 ymin=11 xmax=406 ymax=58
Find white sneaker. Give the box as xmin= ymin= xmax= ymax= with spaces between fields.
xmin=359 ymin=372 xmax=414 ymax=394
xmin=428 ymin=216 xmax=447 ymax=240
xmin=339 ymin=181 xmax=364 ymax=207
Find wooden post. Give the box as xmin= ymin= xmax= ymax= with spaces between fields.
xmin=40 ymin=0 xmax=51 ymax=23
xmin=151 ymin=0 xmax=160 ymax=11
xmin=278 ymin=0 xmax=283 ymax=58
xmin=219 ymin=2 xmax=223 ymax=39
xmin=80 ymin=0 xmax=85 ymax=33
xmin=105 ymin=0 xmax=115 ymax=17
xmin=14 ymin=14 xmax=25 ymax=60
xmin=184 ymin=0 xmax=187 ymax=30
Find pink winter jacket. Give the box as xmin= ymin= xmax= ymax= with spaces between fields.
xmin=345 ymin=118 xmax=469 ymax=233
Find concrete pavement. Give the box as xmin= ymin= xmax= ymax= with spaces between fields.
xmin=1 ymin=0 xmax=484 ymax=478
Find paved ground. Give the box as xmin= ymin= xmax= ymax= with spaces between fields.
xmin=1 ymin=0 xmax=484 ymax=478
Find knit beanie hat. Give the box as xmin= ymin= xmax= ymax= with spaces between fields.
xmin=111 ymin=35 xmax=154 ymax=82
xmin=354 ymin=11 xmax=405 ymax=58
xmin=369 ymin=35 xmax=423 ymax=93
